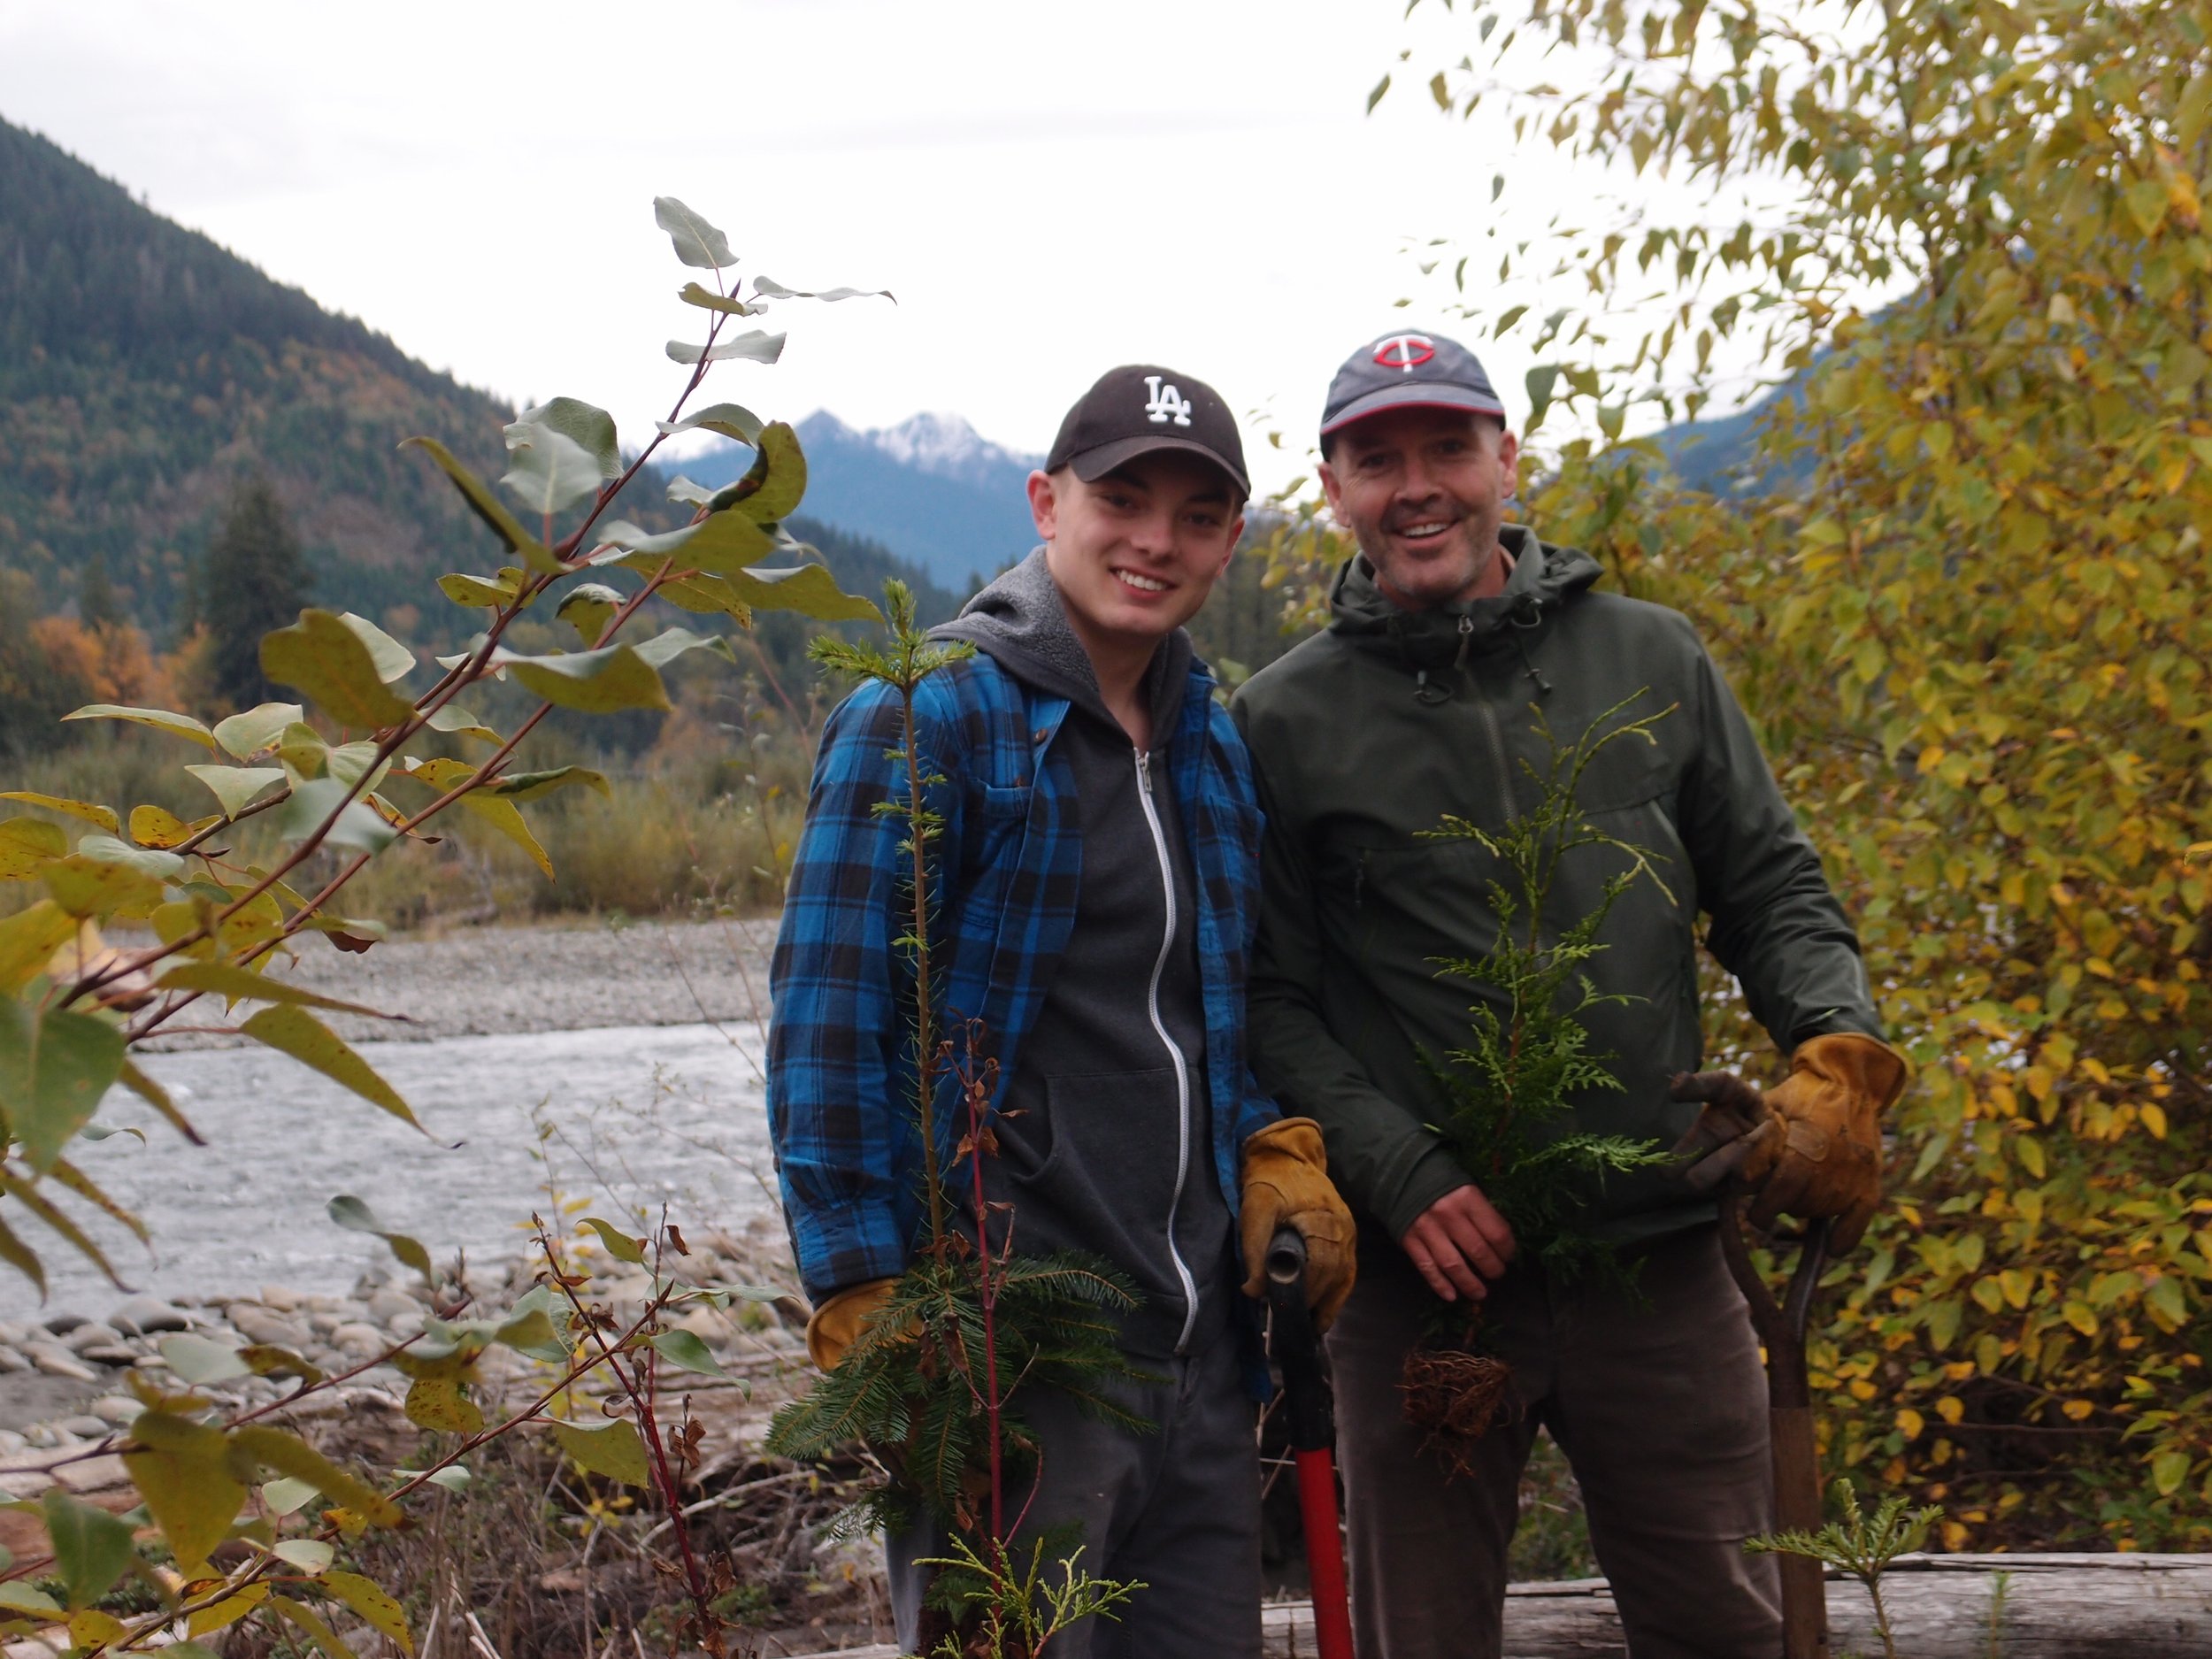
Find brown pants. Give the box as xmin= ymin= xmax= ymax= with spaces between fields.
xmin=1327 ymin=1225 xmax=1781 ymax=1658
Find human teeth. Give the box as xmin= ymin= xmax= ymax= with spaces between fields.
xmin=1117 ymin=571 xmax=1168 ymax=592
xmin=1401 ymin=522 xmax=1450 ymax=537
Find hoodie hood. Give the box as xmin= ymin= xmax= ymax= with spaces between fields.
xmin=1326 ymin=523 xmax=1603 ymax=672
xmin=933 ymin=547 xmax=1195 ymax=743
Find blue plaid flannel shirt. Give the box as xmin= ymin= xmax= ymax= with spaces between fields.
xmin=767 ymin=648 xmax=1282 ymax=1303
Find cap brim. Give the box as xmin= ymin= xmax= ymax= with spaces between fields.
xmin=1319 ymin=383 xmax=1507 ymax=438
xmin=1066 ymin=434 xmax=1250 ymax=497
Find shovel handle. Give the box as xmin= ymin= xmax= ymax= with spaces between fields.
xmin=1267 ymin=1226 xmax=1336 ymax=1452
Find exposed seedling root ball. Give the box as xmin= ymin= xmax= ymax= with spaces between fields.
xmin=1400 ymin=1345 xmax=1517 ymax=1479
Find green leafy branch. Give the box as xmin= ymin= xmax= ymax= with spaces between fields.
xmin=1747 ymin=1480 xmax=1944 ymax=1659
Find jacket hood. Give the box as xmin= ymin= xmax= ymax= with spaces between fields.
xmin=1326 ymin=523 xmax=1603 ymax=671
xmin=932 ymin=547 xmax=1195 ymax=742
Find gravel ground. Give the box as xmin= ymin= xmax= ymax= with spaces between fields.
xmin=137 ymin=914 xmax=780 ymax=1049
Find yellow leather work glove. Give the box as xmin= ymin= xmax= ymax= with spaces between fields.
xmin=1671 ymin=1032 xmax=1910 ymax=1252
xmin=1239 ymin=1118 xmax=1357 ymax=1332
xmin=803 ymin=1276 xmax=900 ymax=1372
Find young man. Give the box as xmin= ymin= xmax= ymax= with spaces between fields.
xmin=1232 ymin=331 xmax=1908 ymax=1658
xmin=768 ymin=365 xmax=1356 ymax=1658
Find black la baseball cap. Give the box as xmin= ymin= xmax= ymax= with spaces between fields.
xmin=1320 ymin=330 xmax=1508 ymax=442
xmin=1046 ymin=365 xmax=1250 ymax=498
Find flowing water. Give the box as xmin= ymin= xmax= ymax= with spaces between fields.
xmin=1 ymin=1021 xmax=778 ymax=1323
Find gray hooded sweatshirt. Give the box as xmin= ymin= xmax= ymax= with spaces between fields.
xmin=933 ymin=549 xmax=1233 ymax=1358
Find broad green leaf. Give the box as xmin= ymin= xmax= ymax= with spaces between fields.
xmin=488 ymin=643 xmax=671 ymax=714
xmin=579 ymin=1216 xmax=649 ymax=1263
xmin=491 ymin=765 xmax=610 ymax=803
xmin=650 ymin=1329 xmax=726 ymax=1379
xmin=1525 ymin=363 xmax=1562 ymax=431
xmin=501 ymin=422 xmax=604 ymax=516
xmin=187 ymin=1584 xmax=271 ymax=1637
xmin=125 ymin=1409 xmax=246 ymax=1572
xmin=324 ymin=741 xmax=390 ymax=791
xmin=0 ymin=793 xmax=119 ymax=834
xmin=184 ymin=764 xmax=288 ymax=820
xmin=657 ymin=572 xmax=752 ymax=623
xmin=230 ymin=1425 xmax=402 ymax=1526
xmin=156 ymin=962 xmax=391 ymax=1019
xmin=61 ymin=704 xmax=218 ymax=750
xmin=594 ymin=508 xmax=775 ymax=576
xmin=655 ymin=402 xmax=764 ymax=443
xmin=273 ymin=1539 xmax=334 ymax=1573
xmin=0 ymin=1002 xmax=127 ymax=1170
xmin=273 ymin=1594 xmax=358 ymax=1659
xmin=403 ymin=1371 xmax=482 ymax=1433
xmin=326 ymin=1194 xmax=436 ymax=1281
xmin=0 ymin=900 xmax=77 ymax=992
xmin=338 ymin=613 xmax=416 ymax=684
xmin=653 ymin=196 xmax=736 ymax=268
xmin=213 ymin=702 xmax=306 ymax=759
xmin=425 ymin=1465 xmax=470 ymax=1493
xmin=664 ymin=474 xmax=717 ymax=508
xmin=242 ymin=1006 xmax=419 ymax=1128
xmin=42 ymin=1487 xmax=137 ymax=1609
xmin=119 ymin=1057 xmax=203 ymax=1143
xmin=750 ymin=274 xmax=893 ymax=303
xmin=556 ymin=582 xmax=625 ymax=645
xmin=130 ymin=803 xmax=219 ymax=849
xmin=70 ymin=833 xmax=184 ymax=880
xmin=437 ymin=572 xmax=519 ymax=609
xmin=549 ymin=1418 xmax=650 ymax=1486
xmin=425 ymin=703 xmax=500 ymax=743
xmin=326 ymin=1571 xmax=412 ymax=1654
xmin=490 ymin=1305 xmax=565 ymax=1362
xmin=729 ymin=564 xmax=881 ymax=622
xmin=403 ymin=757 xmax=549 ymax=877
xmin=2152 ymin=1449 xmax=2192 ymax=1495
xmin=0 ymin=1209 xmax=48 ymax=1293
xmin=0 ymin=816 xmax=67 ymax=879
xmin=517 ymin=397 xmax=619 ymax=478
xmin=676 ymin=280 xmax=755 ymax=316
xmin=664 ymin=329 xmax=785 ymax=365
xmin=271 ymin=777 xmax=399 ymax=856
xmin=277 ymin=722 xmax=329 ymax=778
xmin=262 ymin=611 xmax=417 ymax=729
xmin=400 ymin=437 xmax=559 ymax=572
xmin=260 ymin=1476 xmax=321 ymax=1516
xmin=0 ymin=1582 xmax=62 ymax=1616
xmin=726 ymin=421 xmax=808 ymax=522
xmin=159 ymin=1333 xmax=251 ymax=1385
xmin=633 ymin=626 xmax=738 ymax=671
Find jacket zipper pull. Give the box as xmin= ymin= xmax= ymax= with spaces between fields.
xmin=1135 ymin=748 xmax=1153 ymax=795
xmin=1454 ymin=613 xmax=1475 ymax=671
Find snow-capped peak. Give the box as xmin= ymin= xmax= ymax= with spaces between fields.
xmin=798 ymin=409 xmax=1041 ymax=484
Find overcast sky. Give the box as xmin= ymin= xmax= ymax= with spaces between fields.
xmin=0 ymin=0 xmax=1758 ymax=495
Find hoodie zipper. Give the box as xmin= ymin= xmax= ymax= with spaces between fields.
xmin=1134 ymin=747 xmax=1202 ymax=1356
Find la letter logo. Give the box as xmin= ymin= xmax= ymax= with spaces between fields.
xmin=1143 ymin=375 xmax=1194 ymax=426
xmin=1373 ymin=334 xmax=1436 ymax=373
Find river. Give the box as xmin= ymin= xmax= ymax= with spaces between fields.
xmin=1 ymin=1020 xmax=777 ymax=1323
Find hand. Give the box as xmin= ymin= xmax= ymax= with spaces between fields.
xmin=1239 ymin=1118 xmax=1358 ymax=1331
xmin=1400 ymin=1183 xmax=1516 ymax=1302
xmin=803 ymin=1276 xmax=900 ymax=1371
xmin=1671 ymin=1032 xmax=1910 ymax=1252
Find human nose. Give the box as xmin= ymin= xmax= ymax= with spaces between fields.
xmin=1127 ymin=505 xmax=1177 ymax=557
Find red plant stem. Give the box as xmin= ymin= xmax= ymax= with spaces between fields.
xmin=966 ymin=1071 xmax=1005 ymax=1547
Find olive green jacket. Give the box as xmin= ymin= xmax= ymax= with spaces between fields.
xmin=1230 ymin=527 xmax=1882 ymax=1247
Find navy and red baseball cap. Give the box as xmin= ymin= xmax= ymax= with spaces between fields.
xmin=1320 ymin=330 xmax=1508 ymax=442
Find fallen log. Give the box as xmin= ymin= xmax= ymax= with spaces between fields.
xmin=782 ymin=1554 xmax=2212 ymax=1657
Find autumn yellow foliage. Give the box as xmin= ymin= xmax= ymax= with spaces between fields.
xmin=1321 ymin=0 xmax=2212 ymax=1548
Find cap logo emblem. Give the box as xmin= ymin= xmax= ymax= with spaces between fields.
xmin=1142 ymin=374 xmax=1194 ymax=426
xmin=1373 ymin=334 xmax=1436 ymax=373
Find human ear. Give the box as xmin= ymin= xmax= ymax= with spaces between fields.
xmin=1317 ymin=461 xmax=1345 ymax=522
xmin=1026 ymin=470 xmax=1060 ymax=541
xmin=1494 ymin=429 xmax=1521 ymax=496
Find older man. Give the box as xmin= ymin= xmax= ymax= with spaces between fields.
xmin=1231 ymin=330 xmax=1906 ymax=1658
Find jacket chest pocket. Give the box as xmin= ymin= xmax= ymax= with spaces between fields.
xmin=960 ymin=781 xmax=1033 ymax=886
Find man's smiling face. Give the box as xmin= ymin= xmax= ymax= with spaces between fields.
xmin=1318 ymin=405 xmax=1521 ymax=610
xmin=1030 ymin=450 xmax=1244 ymax=654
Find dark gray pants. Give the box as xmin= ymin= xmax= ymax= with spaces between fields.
xmin=885 ymin=1333 xmax=1262 ymax=1658
xmin=1327 ymin=1225 xmax=1781 ymax=1659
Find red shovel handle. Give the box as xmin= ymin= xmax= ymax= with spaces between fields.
xmin=1269 ymin=1227 xmax=1357 ymax=1659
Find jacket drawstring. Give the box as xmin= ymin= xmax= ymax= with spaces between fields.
xmin=1509 ymin=603 xmax=1553 ymax=695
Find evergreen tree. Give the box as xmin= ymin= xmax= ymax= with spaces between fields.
xmin=78 ymin=555 xmax=121 ymax=632
xmin=200 ymin=474 xmax=308 ymax=709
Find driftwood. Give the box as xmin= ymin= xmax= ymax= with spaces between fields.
xmin=786 ymin=1554 xmax=2212 ymax=1658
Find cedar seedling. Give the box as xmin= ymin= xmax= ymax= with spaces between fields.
xmin=1402 ymin=694 xmax=1678 ymax=1468
xmin=1747 ymin=1480 xmax=1943 ymax=1659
